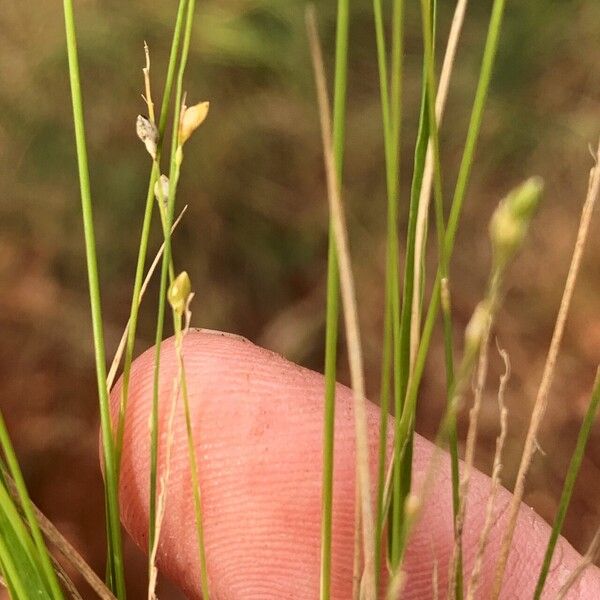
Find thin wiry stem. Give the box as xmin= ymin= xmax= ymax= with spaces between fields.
xmin=371 ymin=0 xmax=404 ymax=583
xmin=61 ymin=0 xmax=125 ymax=594
xmin=317 ymin=0 xmax=351 ymax=596
xmin=173 ymin=306 xmax=211 ymax=599
xmin=466 ymin=344 xmax=510 ymax=600
xmin=389 ymin=0 xmax=409 ymax=574
xmin=147 ymin=371 xmax=180 ymax=600
xmin=306 ymin=7 xmax=376 ymax=598
xmin=556 ymin=527 xmax=600 ymax=600
xmin=533 ymin=368 xmax=600 ymax=598
xmin=492 ymin=140 xmax=600 ymax=598
xmin=450 ymin=318 xmax=491 ymax=598
xmin=116 ymin=0 xmax=189 ymax=470
xmin=148 ymin=0 xmax=196 ymax=560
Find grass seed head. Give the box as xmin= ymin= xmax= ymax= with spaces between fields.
xmin=489 ymin=177 xmax=544 ymax=269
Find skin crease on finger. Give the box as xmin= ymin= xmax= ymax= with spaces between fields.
xmin=109 ymin=329 xmax=600 ymax=599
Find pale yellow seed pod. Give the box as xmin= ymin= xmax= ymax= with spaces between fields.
xmin=168 ymin=271 xmax=192 ymax=316
xmin=179 ymin=101 xmax=210 ymax=145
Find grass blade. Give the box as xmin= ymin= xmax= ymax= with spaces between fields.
xmin=0 ymin=414 xmax=64 ymax=599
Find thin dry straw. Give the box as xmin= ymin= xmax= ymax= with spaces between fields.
xmin=491 ymin=139 xmax=600 ymax=598
xmin=55 ymin=567 xmax=84 ymax=600
xmin=556 ymin=527 xmax=600 ymax=600
xmin=465 ymin=343 xmax=510 ymax=600
xmin=432 ymin=556 xmax=439 ymax=600
xmin=172 ymin=290 xmax=211 ymax=599
xmin=533 ymin=367 xmax=600 ymax=598
xmin=306 ymin=7 xmax=376 ymax=598
xmin=449 ymin=316 xmax=491 ymax=596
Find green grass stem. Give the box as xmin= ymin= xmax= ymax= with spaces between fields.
xmin=320 ymin=0 xmax=350 ymax=597
xmin=61 ymin=0 xmax=126 ymax=595
xmin=387 ymin=0 xmax=407 ymax=573
xmin=382 ymin=0 xmax=508 ymax=536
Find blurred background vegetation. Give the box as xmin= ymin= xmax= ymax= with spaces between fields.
xmin=1 ymin=0 xmax=599 ymax=596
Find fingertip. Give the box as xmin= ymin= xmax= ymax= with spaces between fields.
xmin=109 ymin=331 xmax=600 ymax=599
xmin=111 ymin=329 xmax=379 ymax=599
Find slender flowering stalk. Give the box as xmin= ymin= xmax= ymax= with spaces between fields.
xmin=148 ymin=0 xmax=197 ymax=557
xmin=116 ymin=0 xmax=189 ymax=474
